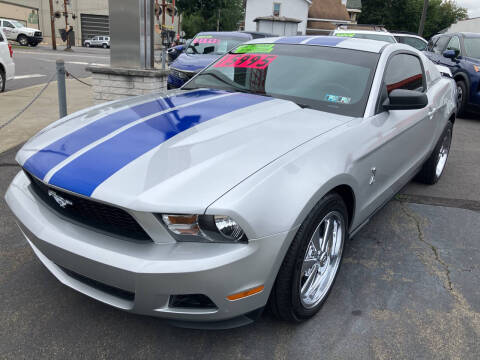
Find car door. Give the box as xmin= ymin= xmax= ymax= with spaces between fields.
xmin=1 ymin=20 xmax=16 ymax=40
xmin=357 ymin=52 xmax=434 ymax=218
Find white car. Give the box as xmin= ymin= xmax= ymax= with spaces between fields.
xmin=0 ymin=18 xmax=43 ymax=47
xmin=84 ymin=36 xmax=110 ymax=48
xmin=393 ymin=32 xmax=428 ymax=51
xmin=333 ymin=29 xmax=397 ymax=43
xmin=0 ymin=28 xmax=15 ymax=92
xmin=6 ymin=36 xmax=456 ymax=327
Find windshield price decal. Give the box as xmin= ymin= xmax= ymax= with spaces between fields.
xmin=214 ymin=54 xmax=277 ymax=69
xmin=193 ymin=38 xmax=219 ymax=44
xmin=234 ymin=44 xmax=275 ymax=54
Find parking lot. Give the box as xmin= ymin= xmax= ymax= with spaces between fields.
xmin=0 ymin=114 xmax=479 ymax=359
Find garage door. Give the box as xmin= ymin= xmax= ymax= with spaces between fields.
xmin=80 ymin=14 xmax=109 ymax=43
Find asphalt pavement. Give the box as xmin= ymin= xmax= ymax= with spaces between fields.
xmin=0 ymin=116 xmax=479 ymax=359
xmin=6 ymin=45 xmax=109 ymax=91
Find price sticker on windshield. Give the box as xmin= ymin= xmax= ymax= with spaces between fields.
xmin=214 ymin=54 xmax=277 ymax=69
xmin=193 ymin=38 xmax=219 ymax=44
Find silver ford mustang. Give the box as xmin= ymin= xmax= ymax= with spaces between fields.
xmin=6 ymin=36 xmax=456 ymax=328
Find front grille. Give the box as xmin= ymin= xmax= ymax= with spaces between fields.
xmin=25 ymin=171 xmax=152 ymax=242
xmin=34 ymin=31 xmax=42 ymax=37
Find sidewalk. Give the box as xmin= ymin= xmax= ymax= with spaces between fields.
xmin=0 ymin=79 xmax=93 ymax=154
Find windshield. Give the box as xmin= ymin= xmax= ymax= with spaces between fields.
xmin=464 ymin=37 xmax=480 ymax=59
xmin=184 ymin=44 xmax=379 ymax=117
xmin=186 ymin=34 xmax=246 ymax=55
xmin=11 ymin=20 xmax=24 ymax=28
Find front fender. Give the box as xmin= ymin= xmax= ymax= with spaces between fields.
xmin=206 ymin=127 xmax=359 ymax=240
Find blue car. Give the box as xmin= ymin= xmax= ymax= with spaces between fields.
xmin=424 ymin=32 xmax=480 ymax=115
xmin=167 ymin=32 xmax=254 ymax=90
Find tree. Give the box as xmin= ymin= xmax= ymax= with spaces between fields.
xmin=358 ymin=0 xmax=467 ymax=39
xmin=177 ymin=0 xmax=244 ymax=38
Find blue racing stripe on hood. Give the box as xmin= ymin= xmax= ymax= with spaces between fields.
xmin=23 ymin=90 xmax=222 ymax=180
xmin=48 ymin=93 xmax=272 ymax=197
xmin=306 ymin=36 xmax=346 ymax=46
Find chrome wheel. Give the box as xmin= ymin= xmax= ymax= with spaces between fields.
xmin=19 ymin=36 xmax=28 ymax=46
xmin=457 ymin=84 xmax=463 ymax=103
xmin=435 ymin=128 xmax=452 ymax=178
xmin=299 ymin=211 xmax=345 ymax=309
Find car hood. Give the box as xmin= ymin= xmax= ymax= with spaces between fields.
xmin=17 ymin=89 xmax=350 ymax=212
xmin=464 ymin=56 xmax=480 ymax=65
xmin=171 ymin=53 xmax=221 ymax=72
xmin=22 ymin=27 xmax=40 ymax=33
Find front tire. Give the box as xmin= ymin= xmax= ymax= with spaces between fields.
xmin=0 ymin=70 xmax=5 ymax=93
xmin=85 ymin=43 xmax=90 ymax=48
xmin=416 ymin=121 xmax=453 ymax=185
xmin=270 ymin=193 xmax=348 ymax=322
xmin=18 ymin=35 xmax=28 ymax=46
xmin=456 ymin=80 xmax=467 ymax=117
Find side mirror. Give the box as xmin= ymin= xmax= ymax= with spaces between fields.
xmin=383 ymin=89 xmax=428 ymax=111
xmin=443 ymin=49 xmax=459 ymax=59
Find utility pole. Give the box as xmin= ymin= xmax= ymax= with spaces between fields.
xmin=161 ymin=0 xmax=166 ymax=28
xmin=48 ymin=0 xmax=56 ymax=50
xmin=217 ymin=8 xmax=220 ymax=31
xmin=63 ymin=0 xmax=69 ymax=28
xmin=418 ymin=0 xmax=429 ymax=36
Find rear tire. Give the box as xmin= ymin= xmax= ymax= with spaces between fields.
xmin=270 ymin=193 xmax=348 ymax=322
xmin=102 ymin=43 xmax=108 ymax=49
xmin=18 ymin=35 xmax=28 ymax=46
xmin=416 ymin=121 xmax=453 ymax=185
xmin=0 ymin=70 xmax=5 ymax=93
xmin=456 ymin=80 xmax=467 ymax=117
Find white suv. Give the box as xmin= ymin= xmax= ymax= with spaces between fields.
xmin=0 ymin=28 xmax=15 ymax=92
xmin=84 ymin=35 xmax=110 ymax=48
xmin=0 ymin=18 xmax=43 ymax=47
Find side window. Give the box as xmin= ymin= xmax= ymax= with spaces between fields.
xmin=401 ymin=37 xmax=427 ymax=51
xmin=447 ymin=36 xmax=461 ymax=54
xmin=433 ymin=36 xmax=449 ymax=54
xmin=3 ymin=21 xmax=14 ymax=28
xmin=384 ymin=54 xmax=425 ymax=94
xmin=0 ymin=32 xmax=3 ymax=42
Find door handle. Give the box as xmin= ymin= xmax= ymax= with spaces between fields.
xmin=428 ymin=107 xmax=436 ymax=120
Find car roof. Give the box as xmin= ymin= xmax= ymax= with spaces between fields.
xmin=436 ymin=32 xmax=480 ymax=38
xmin=245 ymin=35 xmax=392 ymax=53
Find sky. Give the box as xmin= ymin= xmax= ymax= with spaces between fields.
xmin=455 ymin=0 xmax=480 ymax=18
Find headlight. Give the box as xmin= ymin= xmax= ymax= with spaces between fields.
xmin=160 ymin=214 xmax=247 ymax=243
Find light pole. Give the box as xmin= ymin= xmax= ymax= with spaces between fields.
xmin=418 ymin=0 xmax=429 ymax=36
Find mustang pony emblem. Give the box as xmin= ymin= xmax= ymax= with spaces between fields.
xmin=48 ymin=190 xmax=73 ymax=208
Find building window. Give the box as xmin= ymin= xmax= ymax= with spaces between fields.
xmin=273 ymin=3 xmax=281 ymax=17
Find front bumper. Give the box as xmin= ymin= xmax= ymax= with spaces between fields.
xmin=5 ymin=171 xmax=292 ymax=325
xmin=27 ymin=35 xmax=43 ymax=44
